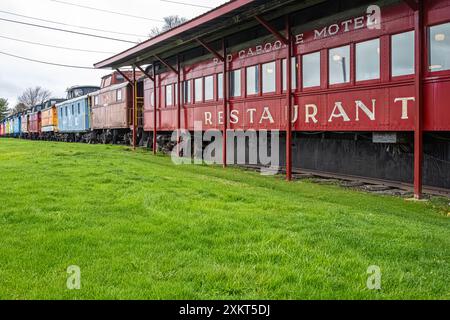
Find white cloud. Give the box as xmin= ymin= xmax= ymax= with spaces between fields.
xmin=0 ymin=0 xmax=226 ymax=108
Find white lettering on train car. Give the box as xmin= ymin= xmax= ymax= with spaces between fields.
xmin=203 ymin=96 xmax=414 ymax=126
xmin=394 ymin=97 xmax=415 ymax=120
xmin=247 ymin=109 xmax=257 ymax=124
xmin=355 ymin=100 xmax=376 ymax=121
xmin=305 ymin=104 xmax=318 ymax=124
xmin=214 ymin=7 xmax=382 ymax=64
xmin=230 ymin=110 xmax=239 ymax=124
xmin=292 ymin=105 xmax=299 ymax=123
xmin=260 ymin=107 xmax=274 ymax=124
xmin=328 ymin=102 xmax=351 ymax=122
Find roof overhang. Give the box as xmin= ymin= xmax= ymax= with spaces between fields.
xmin=94 ymin=0 xmax=325 ymax=69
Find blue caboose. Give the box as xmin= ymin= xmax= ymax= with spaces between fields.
xmin=12 ymin=114 xmax=22 ymax=137
xmin=56 ymin=85 xmax=99 ymax=142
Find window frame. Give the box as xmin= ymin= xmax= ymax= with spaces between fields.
xmin=165 ymin=84 xmax=173 ymax=107
xmin=391 ymin=30 xmax=416 ymax=80
xmin=183 ymin=80 xmax=192 ymax=105
xmin=301 ymin=50 xmax=322 ymax=91
xmin=194 ymin=77 xmax=203 ymax=104
xmin=217 ymin=73 xmax=224 ymax=100
xmin=204 ymin=75 xmax=214 ymax=101
xmin=116 ymin=88 xmax=123 ymax=102
xmin=262 ymin=61 xmax=277 ymax=95
xmin=328 ymin=44 xmax=352 ymax=87
xmin=427 ymin=21 xmax=450 ymax=76
xmin=355 ymin=37 xmax=381 ymax=84
xmin=229 ymin=69 xmax=242 ymax=98
xmin=282 ymin=56 xmax=298 ymax=92
xmin=246 ymin=64 xmax=260 ymax=96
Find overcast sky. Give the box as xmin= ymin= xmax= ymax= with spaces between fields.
xmin=0 ymin=0 xmax=227 ymax=109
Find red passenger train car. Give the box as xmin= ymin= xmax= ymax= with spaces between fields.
xmin=96 ymin=0 xmax=450 ymax=196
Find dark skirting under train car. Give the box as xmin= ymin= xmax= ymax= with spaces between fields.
xmin=222 ymin=131 xmax=450 ymax=190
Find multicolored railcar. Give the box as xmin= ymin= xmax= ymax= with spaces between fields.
xmin=20 ymin=112 xmax=29 ymax=138
xmin=57 ymin=95 xmax=92 ymax=142
xmin=6 ymin=118 xmax=13 ymax=136
xmin=41 ymin=99 xmax=65 ymax=139
xmin=90 ymin=72 xmax=143 ymax=144
xmin=27 ymin=105 xmax=43 ymax=140
xmin=0 ymin=119 xmax=5 ymax=136
xmin=55 ymin=86 xmax=99 ymax=142
xmin=11 ymin=114 xmax=22 ymax=138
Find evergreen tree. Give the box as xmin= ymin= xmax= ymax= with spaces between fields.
xmin=0 ymin=98 xmax=9 ymax=121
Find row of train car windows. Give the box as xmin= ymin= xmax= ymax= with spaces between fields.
xmin=160 ymin=23 xmax=450 ymax=106
xmin=59 ymin=104 xmax=82 ymax=117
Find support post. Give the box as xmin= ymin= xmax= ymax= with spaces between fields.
xmin=254 ymin=14 xmax=292 ymax=180
xmin=153 ymin=64 xmax=158 ymax=154
xmin=414 ymin=0 xmax=424 ymax=199
xmin=132 ymin=67 xmax=137 ymax=150
xmin=137 ymin=64 xmax=156 ymax=152
xmin=222 ymin=38 xmax=228 ymax=168
xmin=177 ymin=56 xmax=181 ymax=157
xmin=286 ymin=16 xmax=293 ymax=181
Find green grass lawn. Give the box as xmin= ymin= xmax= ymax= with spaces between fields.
xmin=0 ymin=138 xmax=448 ymax=300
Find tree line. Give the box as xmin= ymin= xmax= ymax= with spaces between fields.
xmin=0 ymin=86 xmax=52 ymax=121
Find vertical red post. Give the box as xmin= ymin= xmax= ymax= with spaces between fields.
xmin=414 ymin=1 xmax=424 ymax=199
xmin=132 ymin=67 xmax=137 ymax=150
xmin=177 ymin=56 xmax=181 ymax=157
xmin=153 ymin=64 xmax=157 ymax=154
xmin=286 ymin=16 xmax=293 ymax=181
xmin=222 ymin=38 xmax=228 ymax=168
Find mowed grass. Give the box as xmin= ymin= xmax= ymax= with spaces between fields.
xmin=0 ymin=138 xmax=448 ymax=300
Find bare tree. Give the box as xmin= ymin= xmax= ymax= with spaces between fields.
xmin=13 ymin=103 xmax=28 ymax=114
xmin=0 ymin=98 xmax=8 ymax=121
xmin=17 ymin=87 xmax=52 ymax=108
xmin=149 ymin=15 xmax=187 ymax=37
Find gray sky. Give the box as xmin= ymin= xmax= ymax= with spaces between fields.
xmin=0 ymin=0 xmax=227 ymax=109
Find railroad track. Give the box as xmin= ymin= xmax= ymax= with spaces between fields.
xmin=239 ymin=164 xmax=450 ymax=197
